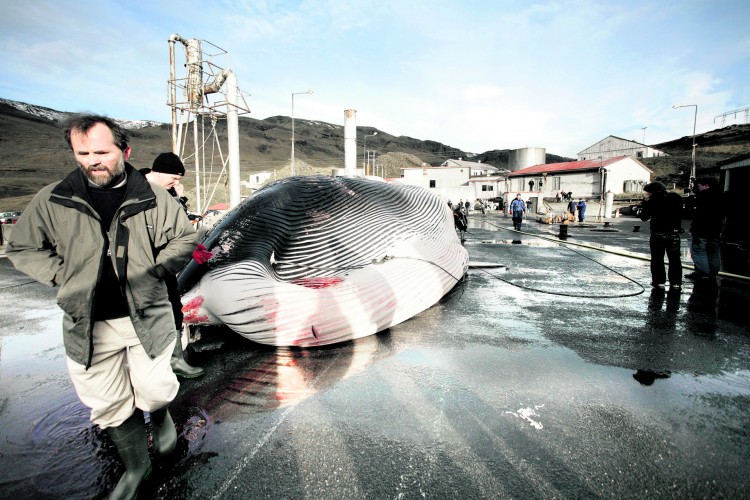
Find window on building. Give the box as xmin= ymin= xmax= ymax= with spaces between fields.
xmin=636 ymin=151 xmax=643 ymax=158
xmin=429 ymin=180 xmax=436 ymax=188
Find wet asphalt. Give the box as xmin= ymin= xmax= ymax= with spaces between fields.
xmin=1 ymin=212 xmax=749 ymax=499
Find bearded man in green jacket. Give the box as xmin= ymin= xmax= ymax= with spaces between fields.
xmin=7 ymin=114 xmax=197 ymax=499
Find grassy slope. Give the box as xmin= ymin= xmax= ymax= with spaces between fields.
xmin=1 ymin=101 xmax=748 ymax=211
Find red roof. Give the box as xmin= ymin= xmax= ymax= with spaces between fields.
xmin=507 ymin=156 xmax=628 ymax=176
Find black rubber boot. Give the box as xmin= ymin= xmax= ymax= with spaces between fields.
xmin=107 ymin=410 xmax=152 ymax=500
xmin=170 ymin=333 xmax=204 ymax=379
xmin=149 ymin=406 xmax=177 ymax=458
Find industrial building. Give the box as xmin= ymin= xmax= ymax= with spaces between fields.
xmin=507 ymin=156 xmax=652 ymax=200
xmin=398 ymin=145 xmax=652 ymax=213
xmin=578 ymin=135 xmax=668 ymax=161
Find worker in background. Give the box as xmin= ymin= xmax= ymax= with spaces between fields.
xmin=640 ymin=181 xmax=683 ymax=290
xmin=140 ymin=153 xmax=207 ymax=379
xmin=686 ymin=176 xmax=723 ymax=284
xmin=576 ymin=198 xmax=587 ymax=222
xmin=567 ymin=197 xmax=577 ymax=220
xmin=509 ymin=193 xmax=526 ymax=231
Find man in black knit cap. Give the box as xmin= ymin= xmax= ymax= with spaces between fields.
xmin=142 ymin=152 xmax=189 ymax=211
xmin=141 ymin=152 xmax=206 ymax=379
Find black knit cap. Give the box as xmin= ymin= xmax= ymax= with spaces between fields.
xmin=152 ymin=152 xmax=185 ymax=176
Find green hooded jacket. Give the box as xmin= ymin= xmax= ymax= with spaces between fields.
xmin=7 ymin=164 xmax=198 ymax=367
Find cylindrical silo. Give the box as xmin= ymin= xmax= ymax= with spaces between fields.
xmin=508 ymin=147 xmax=546 ymax=172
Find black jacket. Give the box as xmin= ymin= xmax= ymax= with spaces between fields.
xmin=640 ymin=191 xmax=683 ymax=233
xmin=690 ymin=187 xmax=723 ymax=238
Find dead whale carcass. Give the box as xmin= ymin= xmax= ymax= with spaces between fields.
xmin=178 ymin=176 xmax=469 ymax=346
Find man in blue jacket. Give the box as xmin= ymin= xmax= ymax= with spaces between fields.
xmin=576 ymin=199 xmax=587 ymax=222
xmin=508 ymin=193 xmax=526 ymax=230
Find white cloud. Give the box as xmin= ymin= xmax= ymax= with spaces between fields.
xmin=0 ymin=0 xmax=747 ymax=158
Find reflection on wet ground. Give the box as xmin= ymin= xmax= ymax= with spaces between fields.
xmin=3 ymin=400 xmax=104 ymax=497
xmin=1 ymin=214 xmax=749 ymax=498
xmin=471 ymin=238 xmax=560 ymax=247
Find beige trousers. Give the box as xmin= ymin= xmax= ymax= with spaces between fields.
xmin=66 ymin=317 xmax=179 ymax=429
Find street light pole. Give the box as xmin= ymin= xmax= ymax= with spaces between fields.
xmin=363 ymin=131 xmax=377 ymax=175
xmin=597 ymin=156 xmax=605 ymax=221
xmin=291 ymin=90 xmax=313 ymax=177
xmin=672 ymin=104 xmax=698 ymax=189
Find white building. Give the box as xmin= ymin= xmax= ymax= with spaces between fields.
xmin=402 ymin=166 xmax=469 ymax=189
xmin=400 ymin=165 xmax=508 ymax=205
xmin=507 ymin=156 xmax=652 ymax=201
xmin=578 ymin=135 xmax=668 ymax=161
xmin=242 ymin=171 xmax=275 ymax=193
xmin=440 ymin=158 xmax=500 ymax=177
xmin=468 ymin=177 xmax=504 ymax=201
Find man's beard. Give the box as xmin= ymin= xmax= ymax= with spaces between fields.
xmin=82 ymin=155 xmax=126 ymax=187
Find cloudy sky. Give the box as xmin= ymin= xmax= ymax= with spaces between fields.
xmin=1 ymin=0 xmax=748 ymax=158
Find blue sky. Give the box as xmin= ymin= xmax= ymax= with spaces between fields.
xmin=1 ymin=0 xmax=748 ymax=158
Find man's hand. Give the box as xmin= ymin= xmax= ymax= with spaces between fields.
xmin=192 ymin=244 xmax=213 ymax=264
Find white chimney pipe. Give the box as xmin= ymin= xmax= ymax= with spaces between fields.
xmin=226 ymin=70 xmax=241 ymax=209
xmin=344 ymin=109 xmax=357 ymax=176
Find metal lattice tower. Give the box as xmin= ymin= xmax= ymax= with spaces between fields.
xmin=714 ymin=106 xmax=750 ymax=126
xmin=167 ymin=34 xmax=252 ymax=212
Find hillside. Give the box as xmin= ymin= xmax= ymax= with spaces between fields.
xmin=641 ymin=124 xmax=750 ymax=189
xmin=0 ymin=99 xmax=484 ymax=210
xmin=1 ymin=98 xmax=749 ymax=210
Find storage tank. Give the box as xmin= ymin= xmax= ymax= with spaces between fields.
xmin=508 ymin=147 xmax=546 ymax=172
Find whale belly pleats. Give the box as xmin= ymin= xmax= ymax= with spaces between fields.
xmin=180 ymin=177 xmax=469 ymax=346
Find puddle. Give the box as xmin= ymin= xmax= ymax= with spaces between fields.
xmin=468 ymin=239 xmax=560 ymax=247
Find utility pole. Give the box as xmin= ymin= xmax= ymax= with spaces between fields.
xmin=291 ymin=90 xmax=313 ymax=176
xmin=673 ymin=104 xmax=698 ymax=188
xmin=363 ymin=132 xmax=377 ymax=175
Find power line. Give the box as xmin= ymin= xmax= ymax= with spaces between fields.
xmin=714 ymin=106 xmax=750 ymax=126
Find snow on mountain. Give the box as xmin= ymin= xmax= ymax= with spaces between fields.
xmin=115 ymin=119 xmax=165 ymax=129
xmin=1 ymin=97 xmax=66 ymax=123
xmin=0 ymin=98 xmax=164 ymax=129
